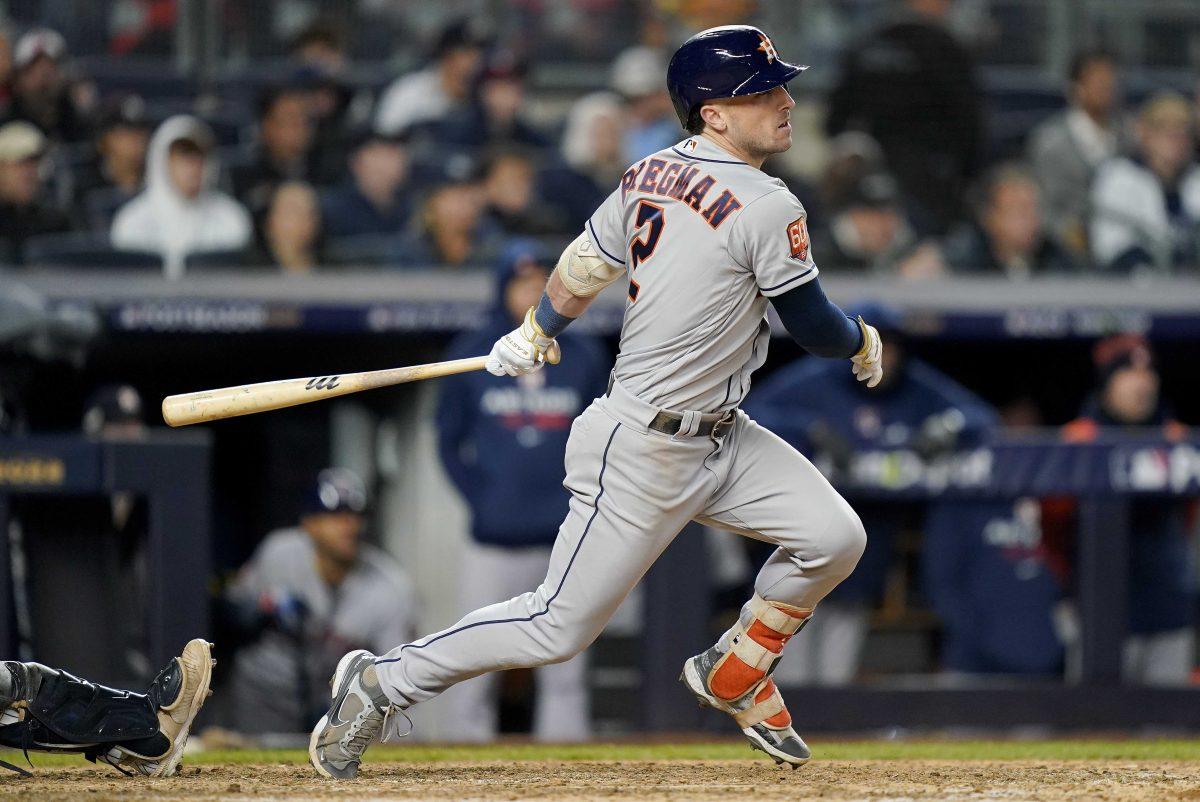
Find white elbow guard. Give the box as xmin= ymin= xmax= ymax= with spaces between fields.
xmin=556 ymin=231 xmax=625 ymax=297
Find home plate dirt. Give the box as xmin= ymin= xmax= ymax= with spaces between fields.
xmin=3 ymin=760 xmax=1200 ymax=801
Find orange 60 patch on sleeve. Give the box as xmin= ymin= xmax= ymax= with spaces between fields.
xmin=786 ymin=217 xmax=809 ymax=261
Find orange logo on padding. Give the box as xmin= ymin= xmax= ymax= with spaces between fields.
xmin=786 ymin=217 xmax=809 ymax=260
xmin=757 ymin=34 xmax=778 ymax=63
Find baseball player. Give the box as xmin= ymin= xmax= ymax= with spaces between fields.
xmin=310 ymin=25 xmax=882 ymax=778
xmin=0 ymin=639 xmax=213 ymax=776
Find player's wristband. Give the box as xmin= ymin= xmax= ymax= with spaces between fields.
xmin=533 ymin=292 xmax=575 ymax=338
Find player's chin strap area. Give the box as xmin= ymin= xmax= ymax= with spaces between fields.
xmin=705 ymin=594 xmax=811 ymax=704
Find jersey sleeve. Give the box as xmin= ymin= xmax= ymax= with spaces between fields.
xmin=729 ymin=189 xmax=818 ymax=297
xmin=584 ymin=188 xmax=627 ymax=268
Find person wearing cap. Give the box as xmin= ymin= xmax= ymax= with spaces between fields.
xmin=743 ymin=302 xmax=1004 ymax=683
xmin=1042 ymin=335 xmax=1194 ymax=685
xmin=393 ymin=167 xmax=504 ymax=268
xmin=375 ymin=18 xmax=487 ymax=138
xmin=429 ymin=49 xmax=549 ymax=155
xmin=319 ymin=128 xmax=411 ymax=240
xmin=4 ymin=27 xmax=91 ymax=143
xmin=809 ymin=170 xmax=925 ymax=274
xmin=1090 ymin=92 xmax=1200 ymax=274
xmin=435 ymin=241 xmax=608 ymax=740
xmin=479 ymin=146 xmax=567 ymax=236
xmin=110 ymin=115 xmax=252 ymax=279
xmin=610 ymin=45 xmax=678 ymax=163
xmin=72 ymin=95 xmax=151 ymax=229
xmin=942 ymin=161 xmax=1077 ymax=278
xmin=224 ymin=468 xmax=416 ymax=734
xmin=0 ymin=119 xmax=70 ymax=264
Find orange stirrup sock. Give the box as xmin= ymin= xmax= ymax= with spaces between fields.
xmin=706 ymin=594 xmax=810 ymax=702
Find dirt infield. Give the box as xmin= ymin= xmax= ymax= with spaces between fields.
xmin=4 ymin=759 xmax=1200 ymax=801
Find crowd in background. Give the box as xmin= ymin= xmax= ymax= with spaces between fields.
xmin=3 ymin=2 xmax=1200 ymax=277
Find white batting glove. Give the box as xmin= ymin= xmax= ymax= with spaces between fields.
xmin=486 ymin=307 xmax=562 ymax=377
xmin=850 ymin=315 xmax=883 ymax=388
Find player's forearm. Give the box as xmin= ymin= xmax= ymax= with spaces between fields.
xmin=532 ymin=271 xmax=596 ymax=337
xmin=771 ymin=278 xmax=863 ymax=358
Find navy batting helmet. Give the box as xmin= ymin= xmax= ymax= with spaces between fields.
xmin=667 ymin=26 xmax=808 ymax=132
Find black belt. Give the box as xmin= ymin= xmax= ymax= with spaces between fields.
xmin=606 ymin=372 xmax=734 ymax=438
xmin=647 ymin=410 xmax=734 ymax=438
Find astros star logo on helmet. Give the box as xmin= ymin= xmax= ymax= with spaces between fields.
xmin=757 ymin=33 xmax=778 ymax=63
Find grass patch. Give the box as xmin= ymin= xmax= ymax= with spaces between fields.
xmin=7 ymin=739 xmax=1200 ymax=769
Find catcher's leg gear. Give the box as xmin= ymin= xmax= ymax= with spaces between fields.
xmin=680 ymin=594 xmax=812 ymax=767
xmin=0 ymin=639 xmax=214 ymax=777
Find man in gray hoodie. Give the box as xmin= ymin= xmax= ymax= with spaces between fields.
xmin=111 ymin=115 xmax=252 ymax=278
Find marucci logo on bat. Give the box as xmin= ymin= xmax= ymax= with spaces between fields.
xmin=306 ymin=376 xmax=341 ymax=390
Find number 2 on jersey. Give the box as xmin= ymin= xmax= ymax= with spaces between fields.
xmin=628 ymin=200 xmax=665 ymax=302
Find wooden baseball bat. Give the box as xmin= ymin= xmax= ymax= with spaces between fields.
xmin=161 ymin=355 xmax=489 ymax=427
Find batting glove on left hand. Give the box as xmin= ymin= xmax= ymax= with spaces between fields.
xmin=850 ymin=315 xmax=883 ymax=388
xmin=486 ymin=307 xmax=562 ymax=377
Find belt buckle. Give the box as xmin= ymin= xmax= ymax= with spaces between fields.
xmin=710 ymin=411 xmax=734 ymax=439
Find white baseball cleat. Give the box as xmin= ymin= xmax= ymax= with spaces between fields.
xmin=681 ymin=647 xmax=811 ymax=768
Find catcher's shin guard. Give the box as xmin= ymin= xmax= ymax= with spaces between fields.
xmin=681 ymin=594 xmax=812 ymax=767
xmin=0 ymin=640 xmax=214 ymax=777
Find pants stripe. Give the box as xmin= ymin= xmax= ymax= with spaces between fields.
xmin=375 ymin=421 xmax=622 ymax=666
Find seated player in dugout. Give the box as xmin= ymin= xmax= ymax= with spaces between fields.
xmin=310 ymin=25 xmax=884 ymax=778
xmin=0 ymin=639 xmax=213 ymax=777
xmin=222 ymin=469 xmax=416 ymax=735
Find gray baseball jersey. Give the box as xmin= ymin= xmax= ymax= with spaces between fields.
xmin=375 ymin=136 xmax=864 ymax=714
xmin=586 ymin=135 xmax=817 ymax=412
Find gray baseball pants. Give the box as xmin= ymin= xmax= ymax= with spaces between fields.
xmin=374 ymin=378 xmax=866 ymax=707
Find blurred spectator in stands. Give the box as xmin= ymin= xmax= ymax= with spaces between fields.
xmin=436 ymin=240 xmax=607 ymax=740
xmin=224 ymin=468 xmax=416 ymax=733
xmin=231 ymin=86 xmax=317 ymax=215
xmin=942 ymin=162 xmax=1076 ymax=278
xmin=4 ymin=28 xmax=91 ymax=143
xmin=288 ymin=22 xmax=367 ymax=184
xmin=539 ymin=92 xmax=626 ymax=231
xmin=0 ymin=25 xmax=12 ymax=116
xmin=375 ymin=18 xmax=488 ymax=138
xmin=480 ymin=147 xmax=566 ymax=236
xmin=1027 ymin=50 xmax=1122 ymax=257
xmin=817 ymin=132 xmax=886 ymax=219
xmin=1042 ymin=335 xmax=1194 ymax=685
xmin=111 ymin=115 xmax=252 ymax=279
xmin=250 ymin=181 xmax=324 ymax=274
xmin=395 ymin=172 xmax=502 ymax=268
xmin=746 ymin=302 xmax=1002 ymax=684
xmin=320 ymin=129 xmax=410 ymax=239
xmin=72 ymin=95 xmax=150 ymax=230
xmin=810 ymin=170 xmax=943 ymax=277
xmin=611 ymin=45 xmax=678 ymax=162
xmin=1090 ymin=93 xmax=1200 ymax=275
xmin=0 ymin=120 xmax=70 ymax=264
xmin=827 ymin=0 xmax=985 ymax=234
xmin=108 ymin=0 xmax=177 ymax=56
xmin=432 ymin=50 xmax=550 ymax=155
